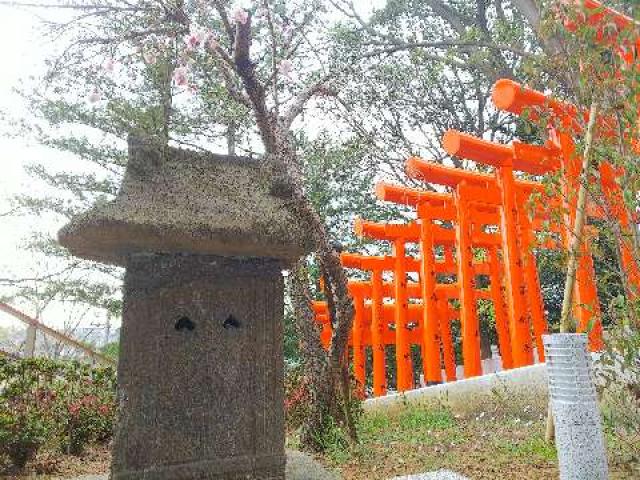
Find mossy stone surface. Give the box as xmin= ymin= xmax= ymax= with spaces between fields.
xmin=58 ymin=135 xmax=313 ymax=265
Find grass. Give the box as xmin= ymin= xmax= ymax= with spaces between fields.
xmin=313 ymin=402 xmax=638 ymax=480
xmin=494 ymin=435 xmax=557 ymax=462
xmin=5 ymin=400 xmax=637 ymax=479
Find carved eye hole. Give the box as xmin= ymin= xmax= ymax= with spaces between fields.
xmin=175 ymin=316 xmax=195 ymax=332
xmin=223 ymin=315 xmax=241 ymax=329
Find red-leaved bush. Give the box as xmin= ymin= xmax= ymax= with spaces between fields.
xmin=0 ymin=357 xmax=116 ymax=471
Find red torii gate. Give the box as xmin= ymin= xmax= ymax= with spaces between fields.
xmin=312 ymin=0 xmax=639 ymax=398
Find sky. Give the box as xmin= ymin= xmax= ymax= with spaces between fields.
xmin=0 ymin=4 xmax=68 ymax=330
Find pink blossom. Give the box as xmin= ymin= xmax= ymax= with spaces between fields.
xmin=88 ymin=88 xmax=101 ymax=103
xmin=231 ymin=7 xmax=249 ymax=25
xmin=278 ymin=59 xmax=294 ymax=78
xmin=184 ymin=33 xmax=201 ymax=51
xmin=81 ymin=394 xmax=98 ymax=406
xmin=102 ymin=58 xmax=115 ymax=73
xmin=187 ymin=83 xmax=199 ymax=95
xmin=173 ymin=66 xmax=189 ymax=86
xmin=207 ymin=36 xmax=219 ymax=51
xmin=204 ymin=31 xmax=219 ymax=51
xmin=143 ymin=50 xmax=157 ymax=65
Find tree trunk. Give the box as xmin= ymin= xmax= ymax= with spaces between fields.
xmin=230 ymin=17 xmax=357 ymax=445
xmin=289 ymin=260 xmax=334 ymax=450
xmin=262 ymin=128 xmax=357 ymax=446
xmin=226 ymin=121 xmax=237 ymax=155
xmin=512 ymin=0 xmax=564 ymax=56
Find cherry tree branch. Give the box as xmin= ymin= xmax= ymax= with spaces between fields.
xmin=211 ymin=0 xmax=235 ymax=50
xmin=215 ymin=55 xmax=252 ymax=109
xmin=0 ymin=1 xmax=146 ymax=11
xmin=424 ymin=0 xmax=471 ymax=35
xmin=232 ymin=15 xmax=277 ymax=148
xmin=78 ymin=26 xmax=186 ymax=45
xmin=262 ymin=0 xmax=280 ymax=116
xmin=282 ymin=74 xmax=335 ymax=128
xmin=363 ymin=39 xmax=534 ymax=58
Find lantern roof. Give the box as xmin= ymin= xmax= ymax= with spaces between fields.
xmin=58 ymin=135 xmax=313 ymax=266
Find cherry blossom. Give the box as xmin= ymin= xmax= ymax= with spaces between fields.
xmin=88 ymin=88 xmax=101 ymax=103
xmin=204 ymin=31 xmax=219 ymax=51
xmin=185 ymin=35 xmax=199 ymax=50
xmin=102 ymin=58 xmax=116 ymax=73
xmin=143 ymin=50 xmax=157 ymax=65
xmin=173 ymin=66 xmax=189 ymax=86
xmin=278 ymin=59 xmax=294 ymax=78
xmin=207 ymin=36 xmax=219 ymax=51
xmin=231 ymin=7 xmax=249 ymax=25
xmin=185 ymin=32 xmax=202 ymax=51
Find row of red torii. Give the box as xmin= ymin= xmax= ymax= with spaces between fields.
xmin=312 ymin=77 xmax=640 ymax=398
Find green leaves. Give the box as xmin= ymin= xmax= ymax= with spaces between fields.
xmin=0 ymin=357 xmax=117 ymax=469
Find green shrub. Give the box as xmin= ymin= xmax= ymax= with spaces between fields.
xmin=0 ymin=406 xmax=49 ymax=469
xmin=0 ymin=357 xmax=117 ymax=470
xmin=596 ymin=321 xmax=640 ymax=471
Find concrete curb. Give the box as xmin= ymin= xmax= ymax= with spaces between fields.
xmin=364 ymin=362 xmax=549 ymax=413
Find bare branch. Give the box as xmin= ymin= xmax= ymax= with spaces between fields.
xmin=231 ymin=15 xmax=277 ymax=147
xmin=363 ymin=39 xmax=533 ymax=59
xmin=424 ymin=0 xmax=471 ymax=35
xmin=0 ymin=206 xmax=21 ymax=217
xmin=0 ymin=262 xmax=82 ymax=286
xmin=211 ymin=0 xmax=235 ymax=49
xmin=512 ymin=0 xmax=564 ymax=55
xmin=262 ymin=0 xmax=280 ymax=116
xmin=282 ymin=74 xmax=335 ymax=128
xmin=78 ymin=26 xmax=186 ymax=45
xmin=215 ymin=55 xmax=252 ymax=109
xmin=0 ymin=1 xmax=145 ymax=11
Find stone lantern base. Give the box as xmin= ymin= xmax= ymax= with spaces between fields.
xmin=110 ymin=254 xmax=286 ymax=480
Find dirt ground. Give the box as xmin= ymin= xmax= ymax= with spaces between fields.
xmin=2 ymin=408 xmax=637 ymax=480
xmin=317 ymin=405 xmax=637 ymax=480
xmin=1 ymin=444 xmax=110 ymax=479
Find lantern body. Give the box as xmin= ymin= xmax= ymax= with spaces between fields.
xmin=111 ymin=255 xmax=285 ymax=479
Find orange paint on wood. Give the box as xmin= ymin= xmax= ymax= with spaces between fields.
xmin=488 ymin=246 xmax=513 ymax=370
xmin=371 ymin=269 xmax=387 ymax=397
xmin=454 ymin=185 xmax=482 ymax=378
xmin=393 ymin=240 xmax=413 ymax=392
xmin=419 ymin=205 xmax=443 ymax=384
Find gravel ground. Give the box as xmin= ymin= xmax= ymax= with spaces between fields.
xmin=71 ymin=467 xmax=468 ymax=480
xmin=390 ymin=471 xmax=469 ymax=480
xmin=70 ymin=450 xmax=340 ymax=480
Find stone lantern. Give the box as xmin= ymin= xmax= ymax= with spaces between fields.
xmin=59 ymin=136 xmax=312 ymax=480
